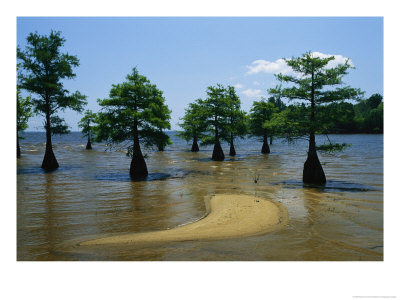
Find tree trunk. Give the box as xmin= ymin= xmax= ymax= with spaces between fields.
xmin=17 ymin=132 xmax=21 ymax=158
xmin=229 ymin=143 xmax=236 ymax=156
xmin=303 ymin=133 xmax=326 ymax=184
xmin=212 ymin=139 xmax=225 ymax=161
xmin=86 ymin=134 xmax=92 ymax=150
xmin=191 ymin=136 xmax=199 ymax=152
xmin=229 ymin=134 xmax=236 ymax=156
xmin=261 ymin=132 xmax=270 ymax=154
xmin=41 ymin=108 xmax=59 ymax=171
xmin=270 ymin=135 xmax=273 ymax=145
xmin=130 ymin=119 xmax=148 ymax=179
xmin=157 ymin=129 xmax=164 ymax=151
xmin=212 ymin=122 xmax=224 ymax=161
xmin=303 ymin=69 xmax=326 ymax=184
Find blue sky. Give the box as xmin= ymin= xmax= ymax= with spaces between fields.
xmin=17 ymin=17 xmax=383 ymax=131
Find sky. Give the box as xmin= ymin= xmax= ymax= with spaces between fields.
xmin=17 ymin=17 xmax=383 ymax=131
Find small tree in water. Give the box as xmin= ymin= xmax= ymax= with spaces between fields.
xmin=200 ymin=84 xmax=231 ymax=161
xmin=17 ymin=31 xmax=87 ymax=170
xmin=151 ymin=98 xmax=172 ymax=152
xmin=78 ymin=110 xmax=97 ymax=150
xmin=269 ymin=52 xmax=363 ymax=184
xmin=248 ymin=98 xmax=277 ymax=154
xmin=17 ymin=65 xmax=33 ymax=158
xmin=95 ymin=68 xmax=171 ymax=179
xmin=225 ymin=86 xmax=247 ymax=156
xmin=177 ymin=99 xmax=206 ymax=152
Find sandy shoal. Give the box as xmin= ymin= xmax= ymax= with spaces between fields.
xmin=79 ymin=194 xmax=289 ymax=247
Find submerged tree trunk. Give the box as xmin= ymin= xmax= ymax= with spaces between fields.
xmin=229 ymin=133 xmax=236 ymax=156
xmin=303 ymin=70 xmax=326 ymax=184
xmin=303 ymin=132 xmax=326 ymax=184
xmin=191 ymin=136 xmax=199 ymax=152
xmin=130 ymin=119 xmax=148 ymax=179
xmin=261 ymin=132 xmax=270 ymax=154
xmin=17 ymin=132 xmax=21 ymax=158
xmin=229 ymin=143 xmax=236 ymax=156
xmin=86 ymin=134 xmax=92 ymax=150
xmin=212 ymin=117 xmax=224 ymax=161
xmin=212 ymin=139 xmax=225 ymax=161
xmin=157 ymin=129 xmax=164 ymax=151
xmin=41 ymin=107 xmax=59 ymax=171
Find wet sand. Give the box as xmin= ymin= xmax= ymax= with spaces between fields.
xmin=78 ymin=194 xmax=289 ymax=246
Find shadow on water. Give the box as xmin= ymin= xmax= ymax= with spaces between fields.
xmin=95 ymin=172 xmax=172 ymax=182
xmin=272 ymin=179 xmax=379 ymax=193
xmin=94 ymin=167 xmax=218 ymax=182
xmin=17 ymin=165 xmax=83 ymax=175
xmin=190 ymin=155 xmax=248 ymax=162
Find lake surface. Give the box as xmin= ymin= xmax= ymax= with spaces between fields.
xmin=17 ymin=132 xmax=383 ymax=260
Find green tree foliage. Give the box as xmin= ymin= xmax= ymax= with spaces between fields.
xmin=248 ymin=98 xmax=278 ymax=154
xmin=177 ymin=99 xmax=207 ymax=152
xmin=150 ymin=97 xmax=172 ymax=151
xmin=316 ymin=102 xmax=358 ymax=134
xmin=265 ymin=103 xmax=309 ymax=142
xmin=266 ymin=96 xmax=287 ymax=144
xmin=224 ymin=86 xmax=247 ymax=156
xmin=17 ymin=31 xmax=87 ymax=170
xmin=200 ymin=84 xmax=232 ymax=161
xmin=269 ymin=51 xmax=363 ymax=184
xmin=17 ymin=86 xmax=32 ymax=158
xmin=78 ymin=110 xmax=97 ymax=150
xmin=95 ymin=67 xmax=171 ymax=179
xmin=354 ymin=94 xmax=383 ymax=133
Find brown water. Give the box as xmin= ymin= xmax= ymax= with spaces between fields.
xmin=17 ymin=133 xmax=383 ymax=260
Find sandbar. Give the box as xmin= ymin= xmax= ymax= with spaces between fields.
xmin=79 ymin=194 xmax=289 ymax=246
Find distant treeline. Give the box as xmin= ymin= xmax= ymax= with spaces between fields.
xmin=312 ymin=93 xmax=383 ymax=134
xmin=262 ymin=93 xmax=384 ymax=135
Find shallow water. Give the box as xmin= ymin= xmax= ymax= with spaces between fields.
xmin=17 ymin=132 xmax=383 ymax=260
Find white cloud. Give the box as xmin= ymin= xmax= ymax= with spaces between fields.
xmin=253 ymin=81 xmax=260 ymax=86
xmin=241 ymin=89 xmax=263 ymax=98
xmin=310 ymin=51 xmax=353 ymax=68
xmin=246 ymin=58 xmax=292 ymax=75
xmin=245 ymin=52 xmax=353 ymax=76
xmin=233 ymin=83 xmax=243 ymax=89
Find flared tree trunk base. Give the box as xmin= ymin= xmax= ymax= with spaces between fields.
xmin=17 ymin=139 xmax=21 ymax=158
xmin=41 ymin=148 xmax=59 ymax=171
xmin=191 ymin=140 xmax=199 ymax=152
xmin=86 ymin=140 xmax=92 ymax=150
xmin=303 ymin=151 xmax=326 ymax=184
xmin=130 ymin=154 xmax=148 ymax=179
xmin=261 ymin=141 xmax=270 ymax=154
xmin=229 ymin=143 xmax=236 ymax=156
xmin=212 ymin=140 xmax=225 ymax=161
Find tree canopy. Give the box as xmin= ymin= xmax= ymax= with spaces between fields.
xmin=224 ymin=86 xmax=247 ymax=156
xmin=17 ymin=67 xmax=33 ymax=158
xmin=248 ymin=98 xmax=277 ymax=153
xmin=269 ymin=51 xmax=364 ymax=184
xmin=177 ymin=99 xmax=207 ymax=152
xmin=17 ymin=30 xmax=87 ymax=170
xmin=95 ymin=67 xmax=171 ymax=178
xmin=78 ymin=110 xmax=97 ymax=149
xmin=199 ymin=84 xmax=232 ymax=160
